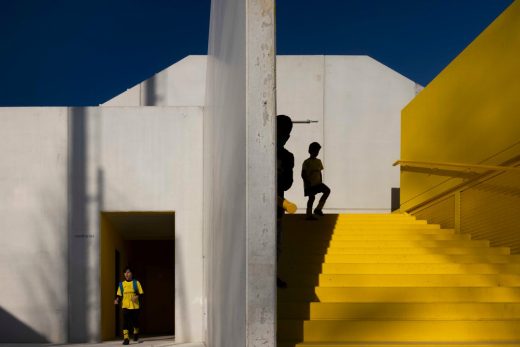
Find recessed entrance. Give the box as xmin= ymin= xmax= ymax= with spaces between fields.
xmin=100 ymin=212 xmax=175 ymax=341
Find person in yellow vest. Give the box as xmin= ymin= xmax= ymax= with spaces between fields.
xmin=114 ymin=267 xmax=144 ymax=345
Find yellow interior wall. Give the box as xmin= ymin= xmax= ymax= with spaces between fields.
xmin=100 ymin=214 xmax=127 ymax=341
xmin=401 ymin=0 xmax=520 ymax=210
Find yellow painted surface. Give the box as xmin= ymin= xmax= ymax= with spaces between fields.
xmin=277 ymin=214 xmax=520 ymax=344
xmin=100 ymin=214 xmax=127 ymax=341
xmin=413 ymin=195 xmax=455 ymax=230
xmin=461 ymin=171 xmax=520 ymax=253
xmin=400 ymin=0 xmax=520 ymax=210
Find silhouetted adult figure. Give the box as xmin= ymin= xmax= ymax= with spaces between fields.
xmin=277 ymin=114 xmax=295 ymax=288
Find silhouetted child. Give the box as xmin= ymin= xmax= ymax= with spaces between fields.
xmin=302 ymin=142 xmax=330 ymax=220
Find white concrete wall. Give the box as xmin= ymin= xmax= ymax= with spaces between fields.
xmin=323 ymin=56 xmax=419 ymax=212
xmin=0 ymin=108 xmax=68 ymax=343
xmin=71 ymin=107 xmax=204 ymax=342
xmin=276 ymin=56 xmax=325 ymax=208
xmin=102 ymin=56 xmax=207 ymax=107
xmin=0 ymin=53 xmax=418 ymax=344
xmin=204 ymin=0 xmax=276 ymax=346
xmin=278 ymin=56 xmax=420 ymax=213
xmin=108 ymin=54 xmax=419 ymax=213
xmin=0 ymin=106 xmax=204 ymax=343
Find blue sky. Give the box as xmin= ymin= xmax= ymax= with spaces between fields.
xmin=0 ymin=0 xmax=514 ymax=106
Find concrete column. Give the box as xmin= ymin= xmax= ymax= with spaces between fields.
xmin=245 ymin=1 xmax=277 ymax=346
xmin=204 ymin=0 xmax=276 ymax=346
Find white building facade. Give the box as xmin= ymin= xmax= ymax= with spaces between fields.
xmin=0 ymin=54 xmax=420 ymax=344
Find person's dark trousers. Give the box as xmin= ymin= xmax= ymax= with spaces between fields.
xmin=122 ymin=308 xmax=140 ymax=340
xmin=306 ymin=183 xmax=331 ymax=215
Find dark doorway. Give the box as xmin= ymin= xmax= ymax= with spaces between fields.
xmin=126 ymin=240 xmax=175 ymax=335
xmin=101 ymin=212 xmax=175 ymax=341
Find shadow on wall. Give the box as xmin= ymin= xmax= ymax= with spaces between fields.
xmin=15 ymin=185 xmax=68 ymax=343
xmin=68 ymin=106 xmax=88 ymax=342
xmin=69 ymin=107 xmax=105 ymax=342
xmin=0 ymin=307 xmax=49 ymax=343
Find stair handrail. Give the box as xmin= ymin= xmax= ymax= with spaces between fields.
xmin=393 ymin=160 xmax=520 ymax=173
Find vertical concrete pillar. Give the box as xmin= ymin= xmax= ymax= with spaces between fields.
xmin=204 ymin=0 xmax=276 ymax=346
xmin=245 ymin=1 xmax=276 ymax=346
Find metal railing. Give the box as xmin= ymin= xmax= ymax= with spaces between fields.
xmin=393 ymin=160 xmax=520 ymax=174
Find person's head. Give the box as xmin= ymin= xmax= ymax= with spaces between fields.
xmin=308 ymin=142 xmax=321 ymax=158
xmin=124 ymin=267 xmax=133 ymax=281
xmin=277 ymin=115 xmax=293 ymax=147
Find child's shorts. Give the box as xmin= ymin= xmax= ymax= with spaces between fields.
xmin=304 ymin=183 xmax=330 ymax=197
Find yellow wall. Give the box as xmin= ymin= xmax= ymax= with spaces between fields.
xmin=401 ymin=0 xmax=520 ymax=210
xmin=460 ymin=171 xmax=520 ymax=253
xmin=400 ymin=1 xmax=520 ymax=253
xmin=413 ymin=195 xmax=455 ymax=230
xmin=100 ymin=214 xmax=127 ymax=341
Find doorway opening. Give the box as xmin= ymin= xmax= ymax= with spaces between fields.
xmin=100 ymin=211 xmax=175 ymax=341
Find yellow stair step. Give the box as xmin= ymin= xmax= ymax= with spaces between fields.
xmin=279 ymin=273 xmax=520 ymax=287
xmin=318 ymin=274 xmax=520 ymax=287
xmin=278 ymin=319 xmax=520 ymax=342
xmin=327 ymin=240 xmax=490 ymax=248
xmin=324 ymin=253 xmax=520 ymax=263
xmin=284 ymin=233 xmax=469 ymax=242
xmin=332 ymin=228 xmax=456 ymax=235
xmin=277 ymin=286 xmax=520 ymax=303
xmin=336 ymin=213 xmax=415 ymax=218
xmin=282 ymin=343 xmax=520 ymax=347
xmin=331 ymin=233 xmax=470 ymax=241
xmin=278 ymin=302 xmax=520 ymax=320
xmin=326 ymin=246 xmax=510 ymax=255
xmin=321 ymin=263 xmax=520 ymax=274
xmin=333 ymin=223 xmax=437 ymax=229
xmin=311 ymin=286 xmax=520 ymax=303
xmin=278 ymin=213 xmax=520 ymax=345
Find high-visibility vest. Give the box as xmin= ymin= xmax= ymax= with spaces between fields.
xmin=119 ymin=279 xmax=139 ymax=303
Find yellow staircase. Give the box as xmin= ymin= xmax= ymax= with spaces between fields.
xmin=277 ymin=214 xmax=520 ymax=347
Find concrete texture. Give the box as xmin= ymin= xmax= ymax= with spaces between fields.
xmin=323 ymin=56 xmax=420 ymax=212
xmin=0 ymin=107 xmax=203 ymax=343
xmin=107 ymin=54 xmax=419 ymax=213
xmin=204 ymin=0 xmax=276 ymax=346
xmin=278 ymin=56 xmax=421 ymax=213
xmin=0 ymin=52 xmax=420 ymax=344
xmin=102 ymin=56 xmax=206 ymax=107
xmin=276 ymin=56 xmax=325 ymax=208
xmin=0 ymin=108 xmax=68 ymax=343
